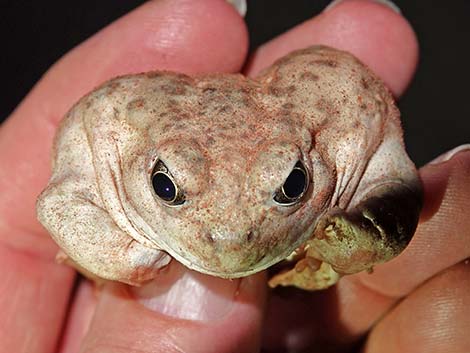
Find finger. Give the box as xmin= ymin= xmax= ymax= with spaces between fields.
xmin=0 ymin=1 xmax=248 ymax=352
xmin=0 ymin=245 xmax=75 ymax=353
xmin=364 ymin=260 xmax=470 ymax=353
xmin=58 ymin=280 xmax=97 ymax=353
xmin=79 ymin=263 xmax=267 ymax=353
xmin=245 ymin=0 xmax=418 ymax=98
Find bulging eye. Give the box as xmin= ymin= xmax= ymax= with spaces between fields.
xmin=151 ymin=160 xmax=185 ymax=205
xmin=274 ymin=161 xmax=309 ymax=206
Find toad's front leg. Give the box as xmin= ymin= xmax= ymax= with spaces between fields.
xmin=310 ymin=182 xmax=421 ymax=275
xmin=37 ymin=176 xmax=170 ymax=285
xmin=269 ymin=126 xmax=422 ymax=290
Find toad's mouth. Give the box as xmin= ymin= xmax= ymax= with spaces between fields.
xmin=160 ymin=222 xmax=320 ymax=280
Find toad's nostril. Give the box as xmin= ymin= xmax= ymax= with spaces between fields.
xmin=246 ymin=230 xmax=253 ymax=242
xmin=205 ymin=232 xmax=215 ymax=243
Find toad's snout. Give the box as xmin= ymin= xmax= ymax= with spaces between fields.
xmin=207 ymin=227 xmax=256 ymax=244
xmin=197 ymin=209 xmax=272 ymax=275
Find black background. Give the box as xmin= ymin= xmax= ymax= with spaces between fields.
xmin=1 ymin=0 xmax=469 ymax=166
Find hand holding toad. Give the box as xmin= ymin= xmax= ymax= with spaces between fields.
xmin=1 ymin=1 xmax=468 ymax=352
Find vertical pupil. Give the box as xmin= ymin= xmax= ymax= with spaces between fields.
xmin=152 ymin=172 xmax=176 ymax=201
xmin=282 ymin=168 xmax=306 ymax=199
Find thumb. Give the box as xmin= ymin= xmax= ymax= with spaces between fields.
xmin=78 ymin=263 xmax=267 ymax=353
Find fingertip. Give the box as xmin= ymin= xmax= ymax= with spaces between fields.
xmin=131 ymin=261 xmax=242 ymax=322
xmin=111 ymin=0 xmax=249 ymax=74
xmin=419 ymin=147 xmax=470 ymax=221
xmin=322 ymin=0 xmax=419 ymax=97
xmin=80 ymin=266 xmax=267 ymax=353
xmin=44 ymin=0 xmax=249 ymax=116
xmin=246 ymin=0 xmax=418 ymax=97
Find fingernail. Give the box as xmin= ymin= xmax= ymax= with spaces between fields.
xmin=324 ymin=0 xmax=401 ymax=14
xmin=226 ymin=0 xmax=247 ymax=17
xmin=132 ymin=262 xmax=238 ymax=322
xmin=428 ymin=144 xmax=470 ymax=165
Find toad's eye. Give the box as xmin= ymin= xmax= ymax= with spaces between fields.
xmin=273 ymin=161 xmax=309 ymax=206
xmin=151 ymin=160 xmax=185 ymax=205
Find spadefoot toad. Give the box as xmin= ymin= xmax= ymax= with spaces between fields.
xmin=37 ymin=46 xmax=422 ymax=290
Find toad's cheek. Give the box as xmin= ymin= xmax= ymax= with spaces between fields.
xmin=309 ymin=182 xmax=422 ymax=274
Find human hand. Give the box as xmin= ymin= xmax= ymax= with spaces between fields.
xmin=0 ymin=1 xmax=468 ymax=352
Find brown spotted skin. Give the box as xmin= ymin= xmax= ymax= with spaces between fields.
xmin=36 ymin=46 xmax=421 ymax=289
